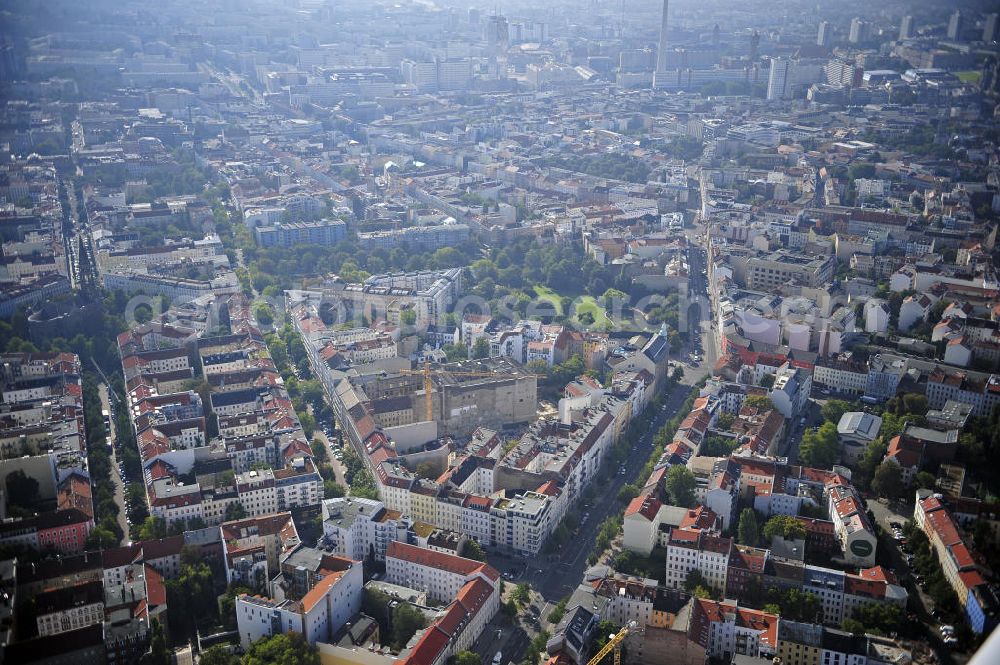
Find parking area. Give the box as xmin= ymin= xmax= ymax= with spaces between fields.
xmin=867 ymin=500 xmax=975 ymax=662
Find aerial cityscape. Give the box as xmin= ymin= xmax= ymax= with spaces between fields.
xmin=0 ymin=0 xmax=999 ymax=663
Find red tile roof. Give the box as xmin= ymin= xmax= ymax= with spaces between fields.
xmin=455 ymin=577 xmax=494 ymax=616
xmin=403 ymin=623 xmax=450 ymax=665
xmin=535 ymin=480 xmax=561 ymax=497
xmin=925 ymin=508 xmax=962 ymax=546
xmin=145 ymin=564 xmax=167 ymax=608
xmin=301 ymin=569 xmax=346 ymax=613
xmin=959 ymin=570 xmax=985 ymax=590
xmin=679 ymin=505 xmax=718 ymax=531
xmin=950 ymin=543 xmax=976 ymax=570
xmin=139 ymin=535 xmax=184 ymax=561
xmin=625 ymin=495 xmax=661 ymax=521
xmin=102 ymin=544 xmax=142 ymax=569
xmin=386 ymin=541 xmax=500 ymax=582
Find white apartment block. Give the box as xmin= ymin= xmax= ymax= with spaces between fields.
xmin=236 ymin=557 xmax=363 ymax=649
xmin=321 ymin=497 xmax=410 ymax=562
xmin=664 ymin=531 xmax=732 ymax=593
xmin=385 ymin=540 xmax=499 ymax=604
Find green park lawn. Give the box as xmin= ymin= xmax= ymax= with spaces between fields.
xmin=532 ymin=285 xmax=615 ymax=329
xmin=533 ymin=284 xmax=562 ymax=309
xmin=574 ymin=296 xmax=614 ymax=329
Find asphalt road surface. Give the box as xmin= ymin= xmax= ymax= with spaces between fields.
xmin=98 ymin=382 xmax=131 ymax=543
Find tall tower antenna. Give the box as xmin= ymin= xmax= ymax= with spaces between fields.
xmin=653 ymin=0 xmax=669 ymax=88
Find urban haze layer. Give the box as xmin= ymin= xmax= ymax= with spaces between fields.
xmin=0 ymin=1 xmax=998 ymax=665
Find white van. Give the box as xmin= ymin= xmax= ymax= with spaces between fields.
xmin=493 ymin=652 xmax=502 ymax=665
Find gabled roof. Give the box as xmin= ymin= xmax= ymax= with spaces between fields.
xmin=386 ymin=541 xmax=499 ymax=582
xmin=301 ymin=569 xmax=346 ymax=613
xmin=625 ymin=495 xmax=661 ymax=521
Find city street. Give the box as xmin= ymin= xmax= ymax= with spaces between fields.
xmin=312 ymin=428 xmax=349 ymax=489
xmin=683 ymin=232 xmax=718 ymax=382
xmin=471 ymin=375 xmax=697 ymax=663
xmin=98 ymin=382 xmax=131 ymax=543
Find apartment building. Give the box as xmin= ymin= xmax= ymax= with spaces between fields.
xmin=689 ymin=599 xmax=778 ymax=660
xmin=914 ymin=491 xmax=998 ymax=633
xmin=253 ymin=218 xmax=346 ymax=247
xmin=776 ymin=620 xmax=872 ymax=665
xmin=34 ymin=580 xmax=105 ymax=637
xmin=384 ymin=541 xmax=500 ymax=605
xmin=321 ymin=497 xmax=411 ymax=562
xmin=827 ymin=482 xmax=878 ymax=567
xmin=813 ymin=356 xmax=869 ymax=395
xmin=0 ymin=353 xmax=89 ymax=536
xmin=745 ymin=251 xmax=835 ymax=290
xmin=768 ymin=364 xmax=812 ymax=419
xmin=357 ymin=223 xmax=470 ymax=251
xmin=665 ymin=531 xmax=733 ymax=593
xmin=926 ymin=367 xmax=1000 ymax=418
xmin=489 ymin=491 xmax=552 ymax=555
xmin=236 ymin=553 xmax=362 ymax=649
xmin=149 ymin=478 xmax=204 ymax=527
xmin=221 ymin=513 xmax=300 ymax=590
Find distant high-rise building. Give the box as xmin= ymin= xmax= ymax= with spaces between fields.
xmin=817 ymin=21 xmax=832 ymax=47
xmin=712 ymin=24 xmax=720 ymax=47
xmin=750 ymin=31 xmax=760 ymax=61
xmin=983 ymin=13 xmax=998 ymax=43
xmin=620 ymin=49 xmax=655 ymax=73
xmin=899 ymin=15 xmax=914 ymax=40
xmin=485 ymin=14 xmax=510 ymax=54
xmin=947 ymin=10 xmax=963 ymax=40
xmin=401 ymin=59 xmax=438 ymax=92
xmin=468 ymin=8 xmax=481 ymax=26
xmin=982 ymin=57 xmax=1000 ymax=96
xmin=849 ymin=18 xmax=869 ymax=44
xmin=0 ymin=43 xmax=20 ymax=81
xmin=767 ymin=57 xmax=789 ymax=100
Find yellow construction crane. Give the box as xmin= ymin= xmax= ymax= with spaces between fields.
xmin=586 ymin=621 xmax=637 ymax=665
xmin=395 ymin=361 xmax=538 ymax=423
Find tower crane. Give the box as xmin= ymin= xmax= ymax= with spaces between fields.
xmin=585 ymin=621 xmax=637 ymax=665
xmin=394 ymin=361 xmax=538 ymax=423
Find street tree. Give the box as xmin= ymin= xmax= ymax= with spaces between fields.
xmin=391 ymin=603 xmax=426 ymax=651
xmin=737 ymin=508 xmax=760 ymax=546
xmin=472 ymin=338 xmax=491 ymax=359
xmin=799 ymin=422 xmax=840 ymax=469
xmin=666 ymin=465 xmax=697 ymax=507
xmin=452 ymin=651 xmax=483 ymax=665
xmin=243 ymin=632 xmax=320 ymax=665
xmin=461 ymin=539 xmax=488 ymax=562
xmin=872 ymin=463 xmax=906 ymax=500
xmin=762 ymin=515 xmax=807 ymax=541
xmin=821 ymin=400 xmax=853 ymax=424
xmin=745 ymin=394 xmax=774 ymax=410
